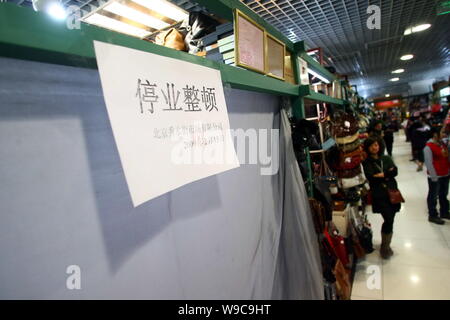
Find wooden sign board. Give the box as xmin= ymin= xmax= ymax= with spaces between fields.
xmin=234 ymin=9 xmax=265 ymax=74
xmin=265 ymin=33 xmax=285 ymax=80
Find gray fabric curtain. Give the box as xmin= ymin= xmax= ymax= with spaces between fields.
xmin=0 ymin=56 xmax=322 ymax=299
xmin=271 ymin=109 xmax=324 ymax=299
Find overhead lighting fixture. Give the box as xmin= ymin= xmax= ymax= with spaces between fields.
xmin=412 ymin=23 xmax=431 ymax=32
xmin=410 ymin=275 xmax=420 ymax=284
xmin=404 ymin=23 xmax=431 ymax=35
xmin=131 ymin=0 xmax=188 ymax=22
xmin=392 ymin=69 xmax=405 ymax=74
xmin=307 ymin=68 xmax=330 ymax=84
xmin=47 ymin=2 xmax=67 ymax=20
xmin=390 ymin=77 xmax=400 ymax=82
xmin=385 ymin=94 xmax=390 ymax=97
xmin=32 ymin=0 xmax=67 ymax=20
xmin=81 ymin=0 xmax=189 ymax=39
xmin=84 ymin=13 xmax=151 ymax=38
xmin=103 ymin=2 xmax=170 ymax=30
xmin=400 ymin=54 xmax=414 ymax=61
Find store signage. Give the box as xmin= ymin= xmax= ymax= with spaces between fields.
xmin=94 ymin=41 xmax=240 ymax=207
xmin=375 ymin=99 xmax=402 ymax=109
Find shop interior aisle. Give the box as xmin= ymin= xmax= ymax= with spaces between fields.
xmin=351 ymin=131 xmax=450 ymax=300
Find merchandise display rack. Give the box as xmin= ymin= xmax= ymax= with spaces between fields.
xmin=0 ymin=0 xmax=366 ymax=300
xmin=0 ymin=0 xmax=367 ymax=198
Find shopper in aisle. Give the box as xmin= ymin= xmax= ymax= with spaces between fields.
xmin=424 ymin=127 xmax=450 ymax=225
xmin=362 ymin=137 xmax=401 ymax=259
xmin=368 ymin=120 xmax=386 ymax=155
xmin=383 ymin=113 xmax=399 ymax=157
xmin=410 ymin=116 xmax=430 ymax=171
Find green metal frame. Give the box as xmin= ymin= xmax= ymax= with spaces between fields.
xmin=0 ymin=1 xmax=360 ymax=198
xmin=0 ymin=3 xmax=298 ymax=97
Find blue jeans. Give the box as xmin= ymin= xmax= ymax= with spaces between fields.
xmin=427 ymin=176 xmax=450 ymax=217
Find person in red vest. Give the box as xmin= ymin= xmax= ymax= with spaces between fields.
xmin=424 ymin=127 xmax=450 ymax=224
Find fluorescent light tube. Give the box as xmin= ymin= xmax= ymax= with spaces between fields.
xmin=307 ymin=68 xmax=330 ymax=84
xmin=47 ymin=2 xmax=67 ymax=20
xmin=411 ymin=23 xmax=431 ymax=33
xmin=400 ymin=54 xmax=414 ymax=61
xmin=84 ymin=13 xmax=151 ymax=38
xmin=131 ymin=0 xmax=188 ymax=22
xmin=103 ymin=2 xmax=170 ymax=30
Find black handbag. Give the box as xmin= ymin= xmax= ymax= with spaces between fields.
xmin=292 ymin=118 xmax=321 ymax=151
xmin=179 ymin=12 xmax=220 ymax=54
xmin=357 ymin=224 xmax=374 ymax=253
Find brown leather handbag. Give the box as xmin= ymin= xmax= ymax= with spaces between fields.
xmin=309 ymin=198 xmax=327 ymax=235
xmin=155 ymin=28 xmax=187 ymax=51
xmin=388 ymin=189 xmax=405 ymax=204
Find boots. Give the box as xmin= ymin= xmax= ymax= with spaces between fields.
xmin=380 ymin=233 xmax=393 ymax=259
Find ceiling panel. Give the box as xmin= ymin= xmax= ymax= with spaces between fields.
xmin=6 ymin=0 xmax=450 ymax=99
xmin=240 ymin=0 xmax=450 ymax=98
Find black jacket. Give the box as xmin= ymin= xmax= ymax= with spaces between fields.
xmin=363 ymin=155 xmax=401 ymax=214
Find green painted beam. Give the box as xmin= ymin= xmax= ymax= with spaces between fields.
xmin=195 ymin=0 xmax=295 ymax=52
xmin=300 ymin=52 xmax=337 ymax=83
xmin=300 ymin=86 xmax=345 ymax=105
xmin=0 ymin=3 xmax=298 ymax=97
xmin=294 ymin=40 xmax=337 ymax=84
xmin=220 ymin=64 xmax=298 ymax=96
xmin=306 ymin=92 xmax=345 ymax=105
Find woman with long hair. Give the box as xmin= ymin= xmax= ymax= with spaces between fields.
xmin=362 ymin=137 xmax=401 ymax=259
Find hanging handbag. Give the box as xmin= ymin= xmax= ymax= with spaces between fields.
xmin=339 ymin=171 xmax=366 ymax=189
xmin=318 ymin=157 xmax=338 ymax=185
xmin=332 ymin=205 xmax=349 ymax=237
xmin=373 ymin=160 xmax=405 ymax=204
xmin=179 ymin=11 xmax=220 ymax=53
xmin=350 ymin=226 xmax=366 ymax=259
xmin=349 ymin=205 xmax=374 ymax=254
xmin=324 ymin=228 xmax=350 ymax=267
xmin=155 ymin=28 xmax=187 ymax=51
xmin=388 ymin=189 xmax=405 ymax=204
xmin=333 ymin=260 xmax=351 ymax=300
xmin=309 ymin=198 xmax=327 ymax=235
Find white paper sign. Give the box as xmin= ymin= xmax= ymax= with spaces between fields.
xmin=94 ymin=41 xmax=240 ymax=207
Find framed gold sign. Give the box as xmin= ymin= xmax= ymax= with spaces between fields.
xmin=265 ymin=33 xmax=285 ymax=80
xmin=234 ymin=9 xmax=266 ymax=74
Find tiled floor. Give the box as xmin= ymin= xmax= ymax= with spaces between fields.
xmin=350 ymin=132 xmax=450 ymax=300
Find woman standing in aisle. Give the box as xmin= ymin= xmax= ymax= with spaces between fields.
xmin=363 ymin=137 xmax=401 ymax=259
xmin=423 ymin=127 xmax=450 ymax=225
xmin=368 ymin=120 xmax=386 ymax=155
